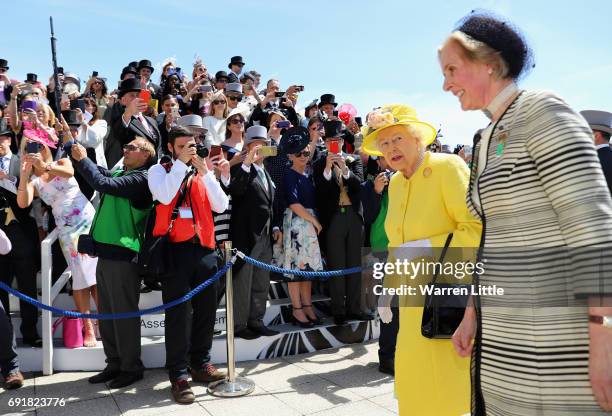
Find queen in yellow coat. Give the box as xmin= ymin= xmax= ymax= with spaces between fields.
xmin=362 ymin=104 xmax=482 ymax=415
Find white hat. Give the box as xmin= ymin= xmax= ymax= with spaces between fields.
xmin=580 ymin=110 xmax=612 ymax=135
xmin=176 ymin=114 xmax=205 ymax=133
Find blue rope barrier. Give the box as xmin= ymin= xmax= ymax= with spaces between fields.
xmin=237 ymin=251 xmax=362 ymax=279
xmin=0 ymin=259 xmax=235 ymax=320
xmin=0 ymin=251 xmax=363 ymax=319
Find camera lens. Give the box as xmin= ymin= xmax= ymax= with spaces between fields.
xmin=194 ymin=143 xmax=209 ymax=158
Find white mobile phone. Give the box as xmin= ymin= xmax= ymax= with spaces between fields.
xmin=463 ymin=145 xmax=472 ymax=157
xmin=83 ymin=111 xmax=94 ymax=124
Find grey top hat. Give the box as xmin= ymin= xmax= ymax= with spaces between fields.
xmin=176 ymin=114 xmax=205 ymax=132
xmin=245 ymin=125 xmax=270 ymax=145
xmin=580 ymin=110 xmax=612 ymax=136
xmin=225 ymin=82 xmax=243 ymax=94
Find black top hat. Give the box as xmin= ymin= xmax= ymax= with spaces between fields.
xmin=319 ymin=94 xmax=337 ymax=107
xmin=25 ymin=73 xmax=37 ymax=83
xmin=0 ymin=59 xmax=8 ymax=70
xmin=121 ymin=66 xmax=138 ymax=79
xmin=280 ymin=127 xmax=310 ymax=155
xmin=61 ymin=110 xmax=81 ymax=126
xmin=128 ymin=61 xmax=138 ymax=68
xmin=0 ymin=118 xmax=13 ymax=137
xmin=322 ymin=120 xmax=344 ymax=140
xmin=138 ymin=59 xmax=154 ymax=73
xmin=118 ymin=78 xmax=142 ymax=98
xmin=228 ymin=56 xmax=245 ymax=69
xmin=215 ymin=71 xmax=229 ymax=82
xmin=57 ymin=66 xmax=64 ymax=74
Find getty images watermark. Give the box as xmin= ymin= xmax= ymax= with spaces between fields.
xmin=370 ymin=256 xmax=504 ymax=297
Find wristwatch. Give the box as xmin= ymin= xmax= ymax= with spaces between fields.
xmin=589 ymin=315 xmax=612 ymax=328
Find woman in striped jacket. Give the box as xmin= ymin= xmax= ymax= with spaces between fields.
xmin=439 ymin=11 xmax=612 ymax=415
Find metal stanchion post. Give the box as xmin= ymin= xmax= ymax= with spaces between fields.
xmin=208 ymin=241 xmax=255 ymax=397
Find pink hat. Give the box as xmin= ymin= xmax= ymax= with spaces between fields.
xmin=23 ymin=128 xmax=57 ymax=149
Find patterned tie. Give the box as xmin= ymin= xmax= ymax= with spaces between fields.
xmin=256 ymin=166 xmax=268 ymax=193
xmin=0 ymin=157 xmax=5 ymax=172
xmin=138 ymin=114 xmax=153 ymax=136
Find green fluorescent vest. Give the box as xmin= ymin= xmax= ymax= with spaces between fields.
xmin=91 ymin=170 xmax=151 ymax=252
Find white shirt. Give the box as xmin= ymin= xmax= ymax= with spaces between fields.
xmin=323 ymin=152 xmax=351 ymax=181
xmin=203 ymin=116 xmax=226 ymax=146
xmin=77 ymin=119 xmax=108 ymax=168
xmin=148 ymin=159 xmax=229 ymax=213
xmin=596 ymin=143 xmax=611 ymax=150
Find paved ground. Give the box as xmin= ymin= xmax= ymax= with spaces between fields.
xmin=1 ymin=340 xmax=397 ymax=416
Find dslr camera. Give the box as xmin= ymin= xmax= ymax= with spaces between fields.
xmin=190 ymin=143 xmax=209 ymax=158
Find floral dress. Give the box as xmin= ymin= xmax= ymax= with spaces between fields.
xmin=32 ymin=175 xmax=97 ymax=290
xmin=272 ymin=169 xmax=323 ymax=281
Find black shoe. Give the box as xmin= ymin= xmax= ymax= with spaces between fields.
xmin=249 ymin=325 xmax=280 ymax=336
xmin=378 ymin=360 xmax=395 ymax=376
xmin=89 ymin=369 xmax=121 ymax=384
xmin=347 ymin=312 xmax=374 ymax=321
xmin=235 ymin=328 xmax=261 ymax=340
xmin=22 ymin=337 xmax=43 ymax=348
xmin=302 ymin=305 xmax=322 ymax=325
xmin=291 ymin=308 xmax=314 ymax=328
xmin=333 ymin=315 xmax=347 ymax=325
xmin=108 ymin=371 xmax=143 ymax=389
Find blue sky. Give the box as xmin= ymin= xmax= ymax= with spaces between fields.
xmin=3 ymin=0 xmax=611 ymax=145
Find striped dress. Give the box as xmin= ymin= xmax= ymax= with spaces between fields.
xmin=468 ymin=90 xmax=612 ymax=415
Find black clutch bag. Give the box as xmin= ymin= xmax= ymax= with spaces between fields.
xmin=77 ymin=234 xmax=96 ymax=256
xmin=421 ymin=233 xmax=470 ymax=339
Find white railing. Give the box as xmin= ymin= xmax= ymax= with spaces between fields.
xmin=41 ymin=228 xmax=71 ymax=375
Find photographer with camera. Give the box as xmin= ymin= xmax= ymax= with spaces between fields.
xmin=249 ymin=80 xmax=299 ymax=128
xmin=148 ymin=126 xmax=229 ymax=404
xmin=71 ymin=136 xmax=155 ymax=388
xmin=106 ymin=79 xmax=161 ymax=169
xmin=229 ymin=125 xmax=280 ymax=340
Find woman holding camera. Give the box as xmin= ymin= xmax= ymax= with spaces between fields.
xmin=273 ymin=127 xmax=323 ymax=327
xmin=221 ymin=110 xmax=246 ymax=167
xmin=16 ymin=132 xmax=98 ymax=347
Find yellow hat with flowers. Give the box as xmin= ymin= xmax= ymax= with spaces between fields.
xmin=361 ymin=104 xmax=437 ymax=156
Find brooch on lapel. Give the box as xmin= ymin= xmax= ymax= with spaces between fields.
xmin=423 ymin=167 xmax=432 ymax=178
xmin=496 ymin=131 xmax=508 ymax=156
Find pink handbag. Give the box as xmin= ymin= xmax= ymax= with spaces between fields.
xmin=52 ymin=314 xmax=84 ymax=348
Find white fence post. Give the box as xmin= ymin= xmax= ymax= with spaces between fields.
xmin=41 ymin=229 xmax=59 ymax=376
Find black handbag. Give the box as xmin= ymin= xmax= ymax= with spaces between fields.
xmin=137 ymin=172 xmax=192 ymax=283
xmin=421 ymin=233 xmax=470 ymax=339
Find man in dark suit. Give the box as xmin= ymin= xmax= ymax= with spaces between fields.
xmin=313 ymin=120 xmax=371 ymax=325
xmin=137 ymin=59 xmax=162 ymax=100
xmin=227 ymin=56 xmax=245 ymax=84
xmin=0 ymin=121 xmax=41 ymax=347
xmin=106 ymin=78 xmax=161 ymax=169
xmin=581 ymin=110 xmax=612 ymax=194
xmin=229 ymin=125 xmax=280 ymax=339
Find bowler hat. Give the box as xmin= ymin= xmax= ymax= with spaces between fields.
xmin=245 ymin=125 xmax=270 ymax=145
xmin=228 ymin=56 xmax=245 ymax=69
xmin=138 ymin=59 xmax=155 ymax=73
xmin=215 ymin=71 xmax=229 ymax=82
xmin=580 ymin=110 xmax=612 ymax=136
xmin=319 ymin=94 xmax=337 ymax=108
xmin=322 ymin=120 xmax=344 ymax=140
xmin=0 ymin=59 xmax=8 ymax=70
xmin=280 ymin=127 xmax=310 ymax=155
xmin=25 ymin=73 xmax=37 ymax=83
xmin=118 ymin=78 xmax=142 ymax=98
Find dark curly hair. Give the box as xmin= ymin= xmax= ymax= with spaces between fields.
xmin=455 ymin=10 xmax=534 ymax=80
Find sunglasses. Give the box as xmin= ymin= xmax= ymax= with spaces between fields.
xmin=227 ymin=96 xmax=242 ymax=102
xmin=212 ymin=100 xmax=226 ymax=105
xmin=229 ymin=118 xmax=244 ymax=125
xmin=295 ymin=150 xmax=311 ymax=158
xmin=123 ymin=144 xmax=144 ymax=152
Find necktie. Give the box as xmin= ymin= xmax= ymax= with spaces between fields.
xmin=256 ymin=166 xmax=268 ymax=193
xmin=0 ymin=157 xmax=5 ymax=172
xmin=138 ymin=114 xmax=153 ymax=136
